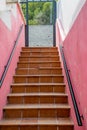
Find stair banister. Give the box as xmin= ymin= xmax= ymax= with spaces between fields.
xmin=59 ymin=44 xmax=82 ymax=126
xmin=0 ymin=24 xmax=23 ymax=87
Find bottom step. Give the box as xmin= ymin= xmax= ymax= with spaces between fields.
xmin=0 ymin=118 xmax=74 ymax=130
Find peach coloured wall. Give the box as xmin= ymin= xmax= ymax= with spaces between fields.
xmin=0 ymin=4 xmax=25 ymax=119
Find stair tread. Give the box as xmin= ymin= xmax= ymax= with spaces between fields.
xmin=4 ymin=104 xmax=70 ymax=109
xmin=19 ymin=55 xmax=59 ymax=58
xmin=0 ymin=118 xmax=74 ymax=126
xmin=16 ymin=67 xmax=62 ymax=70
xmin=21 ymin=51 xmax=58 ymax=53
xmin=14 ymin=74 xmax=64 ymax=77
xmin=11 ymin=83 xmax=66 ymax=86
xmin=8 ymin=93 xmax=68 ymax=97
xmin=18 ymin=61 xmax=61 ymax=63
xmin=22 ymin=47 xmax=57 ymax=48
xmin=22 ymin=47 xmax=57 ymax=49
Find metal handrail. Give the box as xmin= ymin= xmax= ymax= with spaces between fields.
xmin=59 ymin=44 xmax=82 ymax=126
xmin=0 ymin=24 xmax=23 ymax=87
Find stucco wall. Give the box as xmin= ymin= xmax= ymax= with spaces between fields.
xmin=63 ymin=2 xmax=87 ymax=129
xmin=56 ymin=1 xmax=87 ymax=130
xmin=0 ymin=4 xmax=25 ymax=119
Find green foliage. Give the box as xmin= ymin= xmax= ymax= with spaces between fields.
xmin=29 ymin=20 xmax=38 ymax=25
xmin=21 ymin=2 xmax=53 ymax=25
xmin=34 ymin=8 xmax=41 ymax=16
xmin=42 ymin=2 xmax=52 ymax=24
xmin=21 ymin=3 xmax=26 ymax=18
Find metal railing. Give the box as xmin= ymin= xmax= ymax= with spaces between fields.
xmin=20 ymin=0 xmax=54 ymax=3
xmin=0 ymin=24 xmax=23 ymax=87
xmin=59 ymin=44 xmax=82 ymax=126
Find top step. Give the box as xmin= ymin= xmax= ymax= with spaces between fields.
xmin=22 ymin=47 xmax=58 ymax=52
xmin=20 ymin=51 xmax=59 ymax=56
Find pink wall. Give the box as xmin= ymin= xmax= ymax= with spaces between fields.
xmin=0 ymin=4 xmax=25 ymax=119
xmin=56 ymin=23 xmax=85 ymax=130
xmin=56 ymin=2 xmax=87 ymax=130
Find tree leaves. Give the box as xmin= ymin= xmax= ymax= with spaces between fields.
xmin=21 ymin=2 xmax=53 ymax=25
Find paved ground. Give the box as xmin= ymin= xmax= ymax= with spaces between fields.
xmin=29 ymin=25 xmax=53 ymax=47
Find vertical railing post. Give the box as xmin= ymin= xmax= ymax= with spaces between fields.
xmin=53 ymin=0 xmax=56 ymax=46
xmin=25 ymin=0 xmax=29 ymax=47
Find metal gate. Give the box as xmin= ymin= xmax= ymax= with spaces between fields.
xmin=20 ymin=0 xmax=56 ymax=47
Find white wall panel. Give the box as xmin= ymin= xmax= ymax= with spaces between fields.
xmin=0 ymin=11 xmax=11 ymax=30
xmin=7 ymin=4 xmax=17 ymax=18
xmin=0 ymin=1 xmax=17 ymax=30
xmin=57 ymin=0 xmax=86 ymax=35
xmin=0 ymin=0 xmax=6 ymax=11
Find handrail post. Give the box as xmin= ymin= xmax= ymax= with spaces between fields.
xmin=25 ymin=0 xmax=29 ymax=47
xmin=53 ymin=0 xmax=56 ymax=46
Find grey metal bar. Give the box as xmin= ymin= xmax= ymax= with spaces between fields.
xmin=20 ymin=0 xmax=54 ymax=3
xmin=25 ymin=0 xmax=29 ymax=46
xmin=53 ymin=0 xmax=56 ymax=46
xmin=0 ymin=25 xmax=23 ymax=87
xmin=59 ymin=44 xmax=82 ymax=126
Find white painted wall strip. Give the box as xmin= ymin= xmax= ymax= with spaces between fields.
xmin=57 ymin=0 xmax=86 ymax=35
xmin=0 ymin=0 xmax=6 ymax=11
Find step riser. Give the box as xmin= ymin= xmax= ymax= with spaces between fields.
xmin=22 ymin=48 xmax=58 ymax=51
xmin=0 ymin=125 xmax=74 ymax=130
xmin=8 ymin=96 xmax=68 ymax=104
xmin=17 ymin=62 xmax=61 ymax=68
xmin=4 ymin=109 xmax=70 ymax=118
xmin=16 ymin=69 xmax=62 ymax=75
xmin=11 ymin=85 xmax=65 ymax=93
xmin=13 ymin=76 xmax=64 ymax=83
xmin=19 ymin=57 xmax=60 ymax=62
xmin=21 ymin=52 xmax=58 ymax=56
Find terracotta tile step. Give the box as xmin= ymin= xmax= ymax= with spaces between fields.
xmin=16 ymin=67 xmax=62 ymax=70
xmin=3 ymin=104 xmax=70 ymax=118
xmin=20 ymin=51 xmax=59 ymax=56
xmin=16 ymin=67 xmax=62 ymax=75
xmin=39 ymin=67 xmax=62 ymax=69
xmin=17 ymin=61 xmax=61 ymax=68
xmin=4 ymin=104 xmax=70 ymax=109
xmin=22 ymin=47 xmax=58 ymax=52
xmin=13 ymin=75 xmax=64 ymax=83
xmin=8 ymin=92 xmax=68 ymax=96
xmin=22 ymin=47 xmax=57 ymax=48
xmin=18 ymin=61 xmax=60 ymax=63
xmin=21 ymin=50 xmax=58 ymax=53
xmin=11 ymin=83 xmax=65 ymax=93
xmin=20 ymin=55 xmax=59 ymax=58
xmin=19 ymin=56 xmax=60 ymax=62
xmin=8 ymin=93 xmax=68 ymax=104
xmin=0 ymin=118 xmax=74 ymax=130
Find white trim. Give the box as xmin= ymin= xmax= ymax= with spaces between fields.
xmin=57 ymin=18 xmax=66 ymax=41
xmin=0 ymin=10 xmax=12 ymax=30
xmin=57 ymin=0 xmax=86 ymax=35
xmin=0 ymin=0 xmax=6 ymax=11
xmin=70 ymin=0 xmax=86 ymax=29
xmin=7 ymin=4 xmax=17 ymax=18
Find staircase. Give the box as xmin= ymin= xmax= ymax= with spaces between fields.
xmin=0 ymin=47 xmax=74 ymax=130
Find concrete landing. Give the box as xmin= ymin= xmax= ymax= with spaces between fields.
xmin=29 ymin=25 xmax=53 ymax=47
